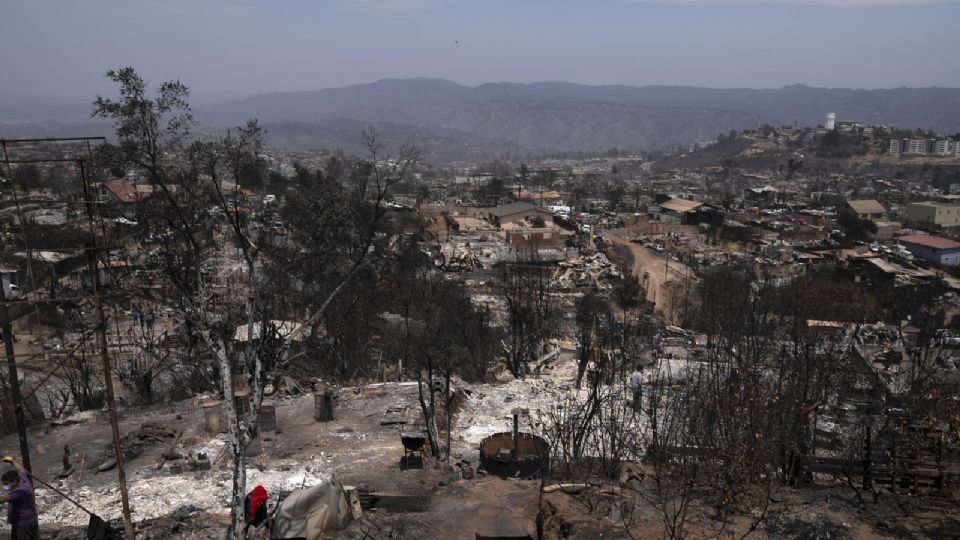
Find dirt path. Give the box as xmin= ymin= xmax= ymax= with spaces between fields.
xmin=604 ymin=232 xmax=695 ymax=321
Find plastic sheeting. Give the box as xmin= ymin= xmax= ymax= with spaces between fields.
xmin=272 ymin=481 xmax=350 ymax=540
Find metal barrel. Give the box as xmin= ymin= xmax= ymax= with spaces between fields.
xmin=244 ymin=435 xmax=262 ymax=457
xmin=314 ymin=387 xmax=334 ymax=422
xmin=259 ymin=405 xmax=277 ymax=433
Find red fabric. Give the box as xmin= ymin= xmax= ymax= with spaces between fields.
xmin=248 ymin=485 xmax=268 ymax=523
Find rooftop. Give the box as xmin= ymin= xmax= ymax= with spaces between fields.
xmin=103 ymin=178 xmax=142 ymax=203
xmin=898 ymin=234 xmax=960 ymax=250
xmin=488 ymin=201 xmax=539 ymax=217
xmin=846 ymin=199 xmax=886 ymax=215
xmin=909 ymin=201 xmax=958 ymax=209
xmin=660 ymin=198 xmax=704 ymax=213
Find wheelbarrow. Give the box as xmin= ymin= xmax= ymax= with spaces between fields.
xmin=400 ymin=432 xmax=426 ymax=467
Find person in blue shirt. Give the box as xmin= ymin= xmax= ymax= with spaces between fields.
xmin=0 ymin=457 xmax=38 ymax=540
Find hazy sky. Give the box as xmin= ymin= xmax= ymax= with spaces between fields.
xmin=2 ymin=0 xmax=959 ymax=102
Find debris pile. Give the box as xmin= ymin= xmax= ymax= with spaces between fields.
xmin=158 ymin=452 xmax=211 ymax=475
xmin=38 ymin=464 xmax=329 ymax=527
xmin=95 ymin=422 xmax=179 ymax=472
xmin=441 ymin=245 xmax=483 ymax=271
xmin=433 ymin=235 xmax=512 ymax=272
xmin=553 ymin=252 xmax=622 ymax=290
xmin=457 ymin=377 xmax=571 ymax=445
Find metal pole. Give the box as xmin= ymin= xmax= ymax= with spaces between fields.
xmin=0 ymin=141 xmax=32 ymax=473
xmin=80 ymin=160 xmax=135 ymax=539
xmin=86 ymin=244 xmax=134 ymax=538
xmin=0 ymin=282 xmax=31 ymax=473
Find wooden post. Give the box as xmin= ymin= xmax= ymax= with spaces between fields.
xmin=891 ymin=443 xmax=898 ymax=495
xmin=314 ymin=387 xmax=333 ymax=422
xmin=863 ymin=426 xmax=872 ymax=491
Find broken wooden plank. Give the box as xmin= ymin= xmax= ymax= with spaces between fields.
xmin=381 ymin=406 xmax=409 ymax=425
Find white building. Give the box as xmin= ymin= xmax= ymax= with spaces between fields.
xmin=826 ymin=113 xmax=836 ymax=131
xmin=902 ymin=139 xmax=930 ymax=155
xmin=933 ymin=140 xmax=952 ymax=156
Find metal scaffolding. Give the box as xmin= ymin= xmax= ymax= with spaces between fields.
xmin=0 ymin=137 xmax=135 ymax=538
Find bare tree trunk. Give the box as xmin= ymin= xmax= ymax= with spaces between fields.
xmin=416 ymin=374 xmax=440 ymax=458
xmin=444 ymin=373 xmax=452 ymax=462
xmin=217 ymin=347 xmax=246 ymax=540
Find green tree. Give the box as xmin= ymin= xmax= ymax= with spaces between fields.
xmin=837 ymin=207 xmax=877 ymax=242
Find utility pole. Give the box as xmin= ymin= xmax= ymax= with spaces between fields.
xmin=0 ymin=141 xmax=32 ymax=473
xmin=80 ymin=160 xmax=135 ymax=539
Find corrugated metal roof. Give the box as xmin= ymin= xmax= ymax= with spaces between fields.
xmin=899 ymin=234 xmax=960 ymax=250
xmin=846 ymin=199 xmax=886 ymax=215
xmin=488 ymin=201 xmax=538 ymax=217
xmin=660 ymin=198 xmax=703 ymax=213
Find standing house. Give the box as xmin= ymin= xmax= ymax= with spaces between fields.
xmin=515 ymin=189 xmax=563 ymax=206
xmin=486 ymin=201 xmax=554 ymax=228
xmin=845 ymin=199 xmax=886 ymax=221
xmin=898 ymin=234 xmax=960 ymax=266
xmin=100 ymin=178 xmax=146 ymax=218
xmin=744 ymin=185 xmax=778 ymax=203
xmin=658 ymin=197 xmax=706 ymax=224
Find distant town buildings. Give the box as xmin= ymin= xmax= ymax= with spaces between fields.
xmin=889 ymin=139 xmax=901 ymax=156
xmin=888 ymin=138 xmax=959 ymax=157
xmin=906 ymin=139 xmax=930 ymax=155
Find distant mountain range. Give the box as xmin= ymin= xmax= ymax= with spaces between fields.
xmin=3 ymin=79 xmax=959 ymax=161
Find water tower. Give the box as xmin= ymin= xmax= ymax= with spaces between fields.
xmin=826 ymin=112 xmax=836 ymax=130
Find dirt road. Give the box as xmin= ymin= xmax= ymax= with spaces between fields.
xmin=604 ymin=232 xmax=695 ymax=320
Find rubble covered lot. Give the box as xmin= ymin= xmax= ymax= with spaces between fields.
xmin=4 ymin=351 xmax=959 ymax=538
xmin=4 ymin=364 xmax=569 ymax=538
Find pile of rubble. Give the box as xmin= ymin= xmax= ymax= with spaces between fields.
xmin=434 ymin=238 xmax=512 ymax=272
xmin=95 ymin=422 xmax=179 ymax=472
xmin=457 ymin=377 xmax=570 ymax=446
xmin=38 ymin=463 xmax=329 ymax=527
xmin=552 ymin=252 xmax=622 ymax=290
